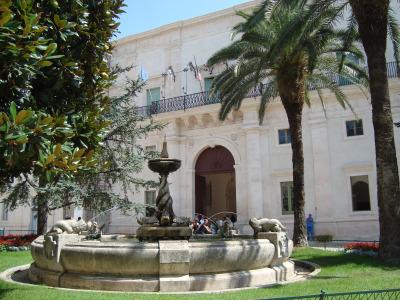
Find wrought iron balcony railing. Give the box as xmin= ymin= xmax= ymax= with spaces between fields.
xmin=137 ymin=61 xmax=400 ymax=118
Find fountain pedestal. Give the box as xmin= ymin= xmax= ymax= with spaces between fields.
xmin=136 ymin=226 xmax=192 ymax=241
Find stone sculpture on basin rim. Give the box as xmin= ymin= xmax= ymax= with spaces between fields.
xmin=249 ymin=217 xmax=287 ymax=236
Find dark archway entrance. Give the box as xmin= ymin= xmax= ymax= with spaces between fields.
xmin=195 ymin=146 xmax=236 ymax=217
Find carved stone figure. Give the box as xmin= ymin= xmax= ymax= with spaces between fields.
xmin=47 ymin=218 xmax=97 ymax=235
xmin=249 ymin=217 xmax=286 ymax=236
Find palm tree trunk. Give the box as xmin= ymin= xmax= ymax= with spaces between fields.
xmin=282 ymin=99 xmax=307 ymax=247
xmin=351 ymin=0 xmax=400 ymax=262
xmin=279 ymin=66 xmax=308 ymax=246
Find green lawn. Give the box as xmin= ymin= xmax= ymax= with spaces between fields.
xmin=0 ymin=248 xmax=399 ymax=300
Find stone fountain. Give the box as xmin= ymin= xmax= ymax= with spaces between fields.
xmin=22 ymin=139 xmax=314 ymax=293
xmin=136 ymin=137 xmax=192 ymax=241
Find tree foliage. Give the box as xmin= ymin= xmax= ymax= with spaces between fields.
xmin=0 ymin=0 xmax=162 ymax=232
xmin=207 ymin=0 xmax=365 ymax=246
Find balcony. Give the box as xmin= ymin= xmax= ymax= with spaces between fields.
xmin=137 ymin=61 xmax=400 ymax=118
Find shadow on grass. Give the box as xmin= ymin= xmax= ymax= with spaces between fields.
xmin=0 ymin=288 xmax=18 ymax=299
xmin=294 ymin=248 xmax=399 ymax=271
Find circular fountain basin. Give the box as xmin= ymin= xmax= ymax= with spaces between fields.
xmin=29 ymin=234 xmax=295 ymax=292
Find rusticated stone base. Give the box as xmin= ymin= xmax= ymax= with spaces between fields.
xmin=28 ymin=260 xmax=296 ymax=292
xmin=136 ymin=226 xmax=192 ymax=241
xmin=28 ymin=233 xmax=298 ymax=292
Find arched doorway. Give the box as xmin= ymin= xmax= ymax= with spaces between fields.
xmin=195 ymin=146 xmax=236 ymax=217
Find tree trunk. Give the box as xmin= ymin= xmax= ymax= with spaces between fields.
xmin=282 ymin=100 xmax=307 ymax=247
xmin=351 ymin=0 xmax=400 ymax=263
xmin=36 ymin=177 xmax=48 ymax=235
xmin=278 ymin=66 xmax=308 ymax=247
xmin=37 ymin=200 xmax=48 ymax=235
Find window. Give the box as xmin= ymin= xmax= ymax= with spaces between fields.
xmin=278 ymin=129 xmax=291 ymax=144
xmin=281 ymin=181 xmax=294 ymax=214
xmin=204 ymin=77 xmax=214 ymax=92
xmin=145 ymin=190 xmax=156 ymax=217
xmin=146 ymin=87 xmax=160 ymax=106
xmin=1 ymin=203 xmax=8 ymax=221
xmin=350 ymin=175 xmax=371 ymax=211
xmin=346 ymin=120 xmax=363 ymax=137
xmin=145 ymin=145 xmax=156 ymax=151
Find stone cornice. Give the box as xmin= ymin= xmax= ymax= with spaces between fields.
xmin=113 ymin=0 xmax=261 ymax=47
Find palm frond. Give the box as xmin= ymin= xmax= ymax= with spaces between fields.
xmin=388 ymin=6 xmax=400 ymax=68
xmin=259 ymin=80 xmax=278 ymax=124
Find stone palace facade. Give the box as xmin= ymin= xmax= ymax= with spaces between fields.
xmin=2 ymin=1 xmax=399 ymax=240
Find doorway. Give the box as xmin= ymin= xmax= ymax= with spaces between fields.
xmin=195 ymin=146 xmax=236 ymax=217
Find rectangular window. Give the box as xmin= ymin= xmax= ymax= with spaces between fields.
xmin=204 ymin=77 xmax=214 ymax=92
xmin=145 ymin=190 xmax=156 ymax=217
xmin=346 ymin=120 xmax=363 ymax=137
xmin=145 ymin=145 xmax=156 ymax=151
xmin=350 ymin=175 xmax=371 ymax=211
xmin=1 ymin=203 xmax=8 ymax=221
xmin=281 ymin=181 xmax=294 ymax=215
xmin=146 ymin=87 xmax=160 ymax=106
xmin=278 ymin=129 xmax=291 ymax=144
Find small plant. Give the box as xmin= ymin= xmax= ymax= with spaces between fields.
xmin=344 ymin=242 xmax=379 ymax=252
xmin=315 ymin=235 xmax=333 ymax=242
xmin=0 ymin=234 xmax=37 ymax=251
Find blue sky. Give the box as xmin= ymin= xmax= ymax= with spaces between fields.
xmin=115 ymin=0 xmax=250 ymax=39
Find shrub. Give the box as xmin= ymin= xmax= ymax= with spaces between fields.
xmin=315 ymin=235 xmax=333 ymax=242
xmin=344 ymin=242 xmax=379 ymax=252
xmin=0 ymin=234 xmax=37 ymax=251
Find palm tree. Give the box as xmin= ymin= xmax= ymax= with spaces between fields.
xmin=207 ymin=1 xmax=365 ymax=246
xmin=246 ymin=0 xmax=400 ymax=262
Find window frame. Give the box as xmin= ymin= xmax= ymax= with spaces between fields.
xmin=146 ymin=87 xmax=161 ymax=106
xmin=277 ymin=128 xmax=292 ymax=146
xmin=350 ymin=175 xmax=371 ymax=212
xmin=144 ymin=190 xmax=157 ymax=217
xmin=280 ymin=181 xmax=294 ymax=215
xmin=345 ymin=119 xmax=364 ymax=138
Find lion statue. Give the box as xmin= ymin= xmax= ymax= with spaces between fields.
xmin=249 ymin=217 xmax=286 ymax=236
xmin=47 ymin=218 xmax=98 ymax=235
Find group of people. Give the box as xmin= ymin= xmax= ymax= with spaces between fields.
xmin=191 ymin=214 xmax=237 ymax=235
xmin=191 ymin=215 xmax=212 ymax=234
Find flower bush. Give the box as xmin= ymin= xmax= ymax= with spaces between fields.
xmin=0 ymin=234 xmax=37 ymax=251
xmin=344 ymin=242 xmax=379 ymax=254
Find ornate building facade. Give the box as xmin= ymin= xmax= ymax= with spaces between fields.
xmin=106 ymin=0 xmax=400 ymax=239
xmin=1 ymin=1 xmax=399 ymax=239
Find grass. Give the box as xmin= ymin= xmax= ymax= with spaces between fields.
xmin=0 ymin=248 xmax=399 ymax=300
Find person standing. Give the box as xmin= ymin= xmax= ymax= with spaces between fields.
xmin=306 ymin=214 xmax=314 ymax=241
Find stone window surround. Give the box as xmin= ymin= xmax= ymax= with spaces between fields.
xmin=350 ymin=175 xmax=371 ymax=212
xmin=342 ymin=163 xmax=376 ymax=216
xmin=271 ymin=169 xmax=294 ymax=219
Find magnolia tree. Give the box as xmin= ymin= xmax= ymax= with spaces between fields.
xmin=0 ymin=0 xmax=162 ymax=234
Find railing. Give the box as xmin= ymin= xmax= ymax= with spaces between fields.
xmin=261 ymin=288 xmax=400 ymax=300
xmin=0 ymin=229 xmax=37 ymax=236
xmin=309 ymin=239 xmax=379 ymax=251
xmin=138 ymin=61 xmax=400 ymax=118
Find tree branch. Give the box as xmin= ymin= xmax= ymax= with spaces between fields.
xmin=23 ymin=174 xmax=38 ymax=188
xmin=49 ymin=201 xmax=76 ymax=211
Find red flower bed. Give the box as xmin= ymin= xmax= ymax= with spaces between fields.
xmin=344 ymin=242 xmax=379 ymax=252
xmin=0 ymin=234 xmax=37 ymax=247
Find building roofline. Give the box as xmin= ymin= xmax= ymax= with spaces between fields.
xmin=113 ymin=0 xmax=261 ymax=47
